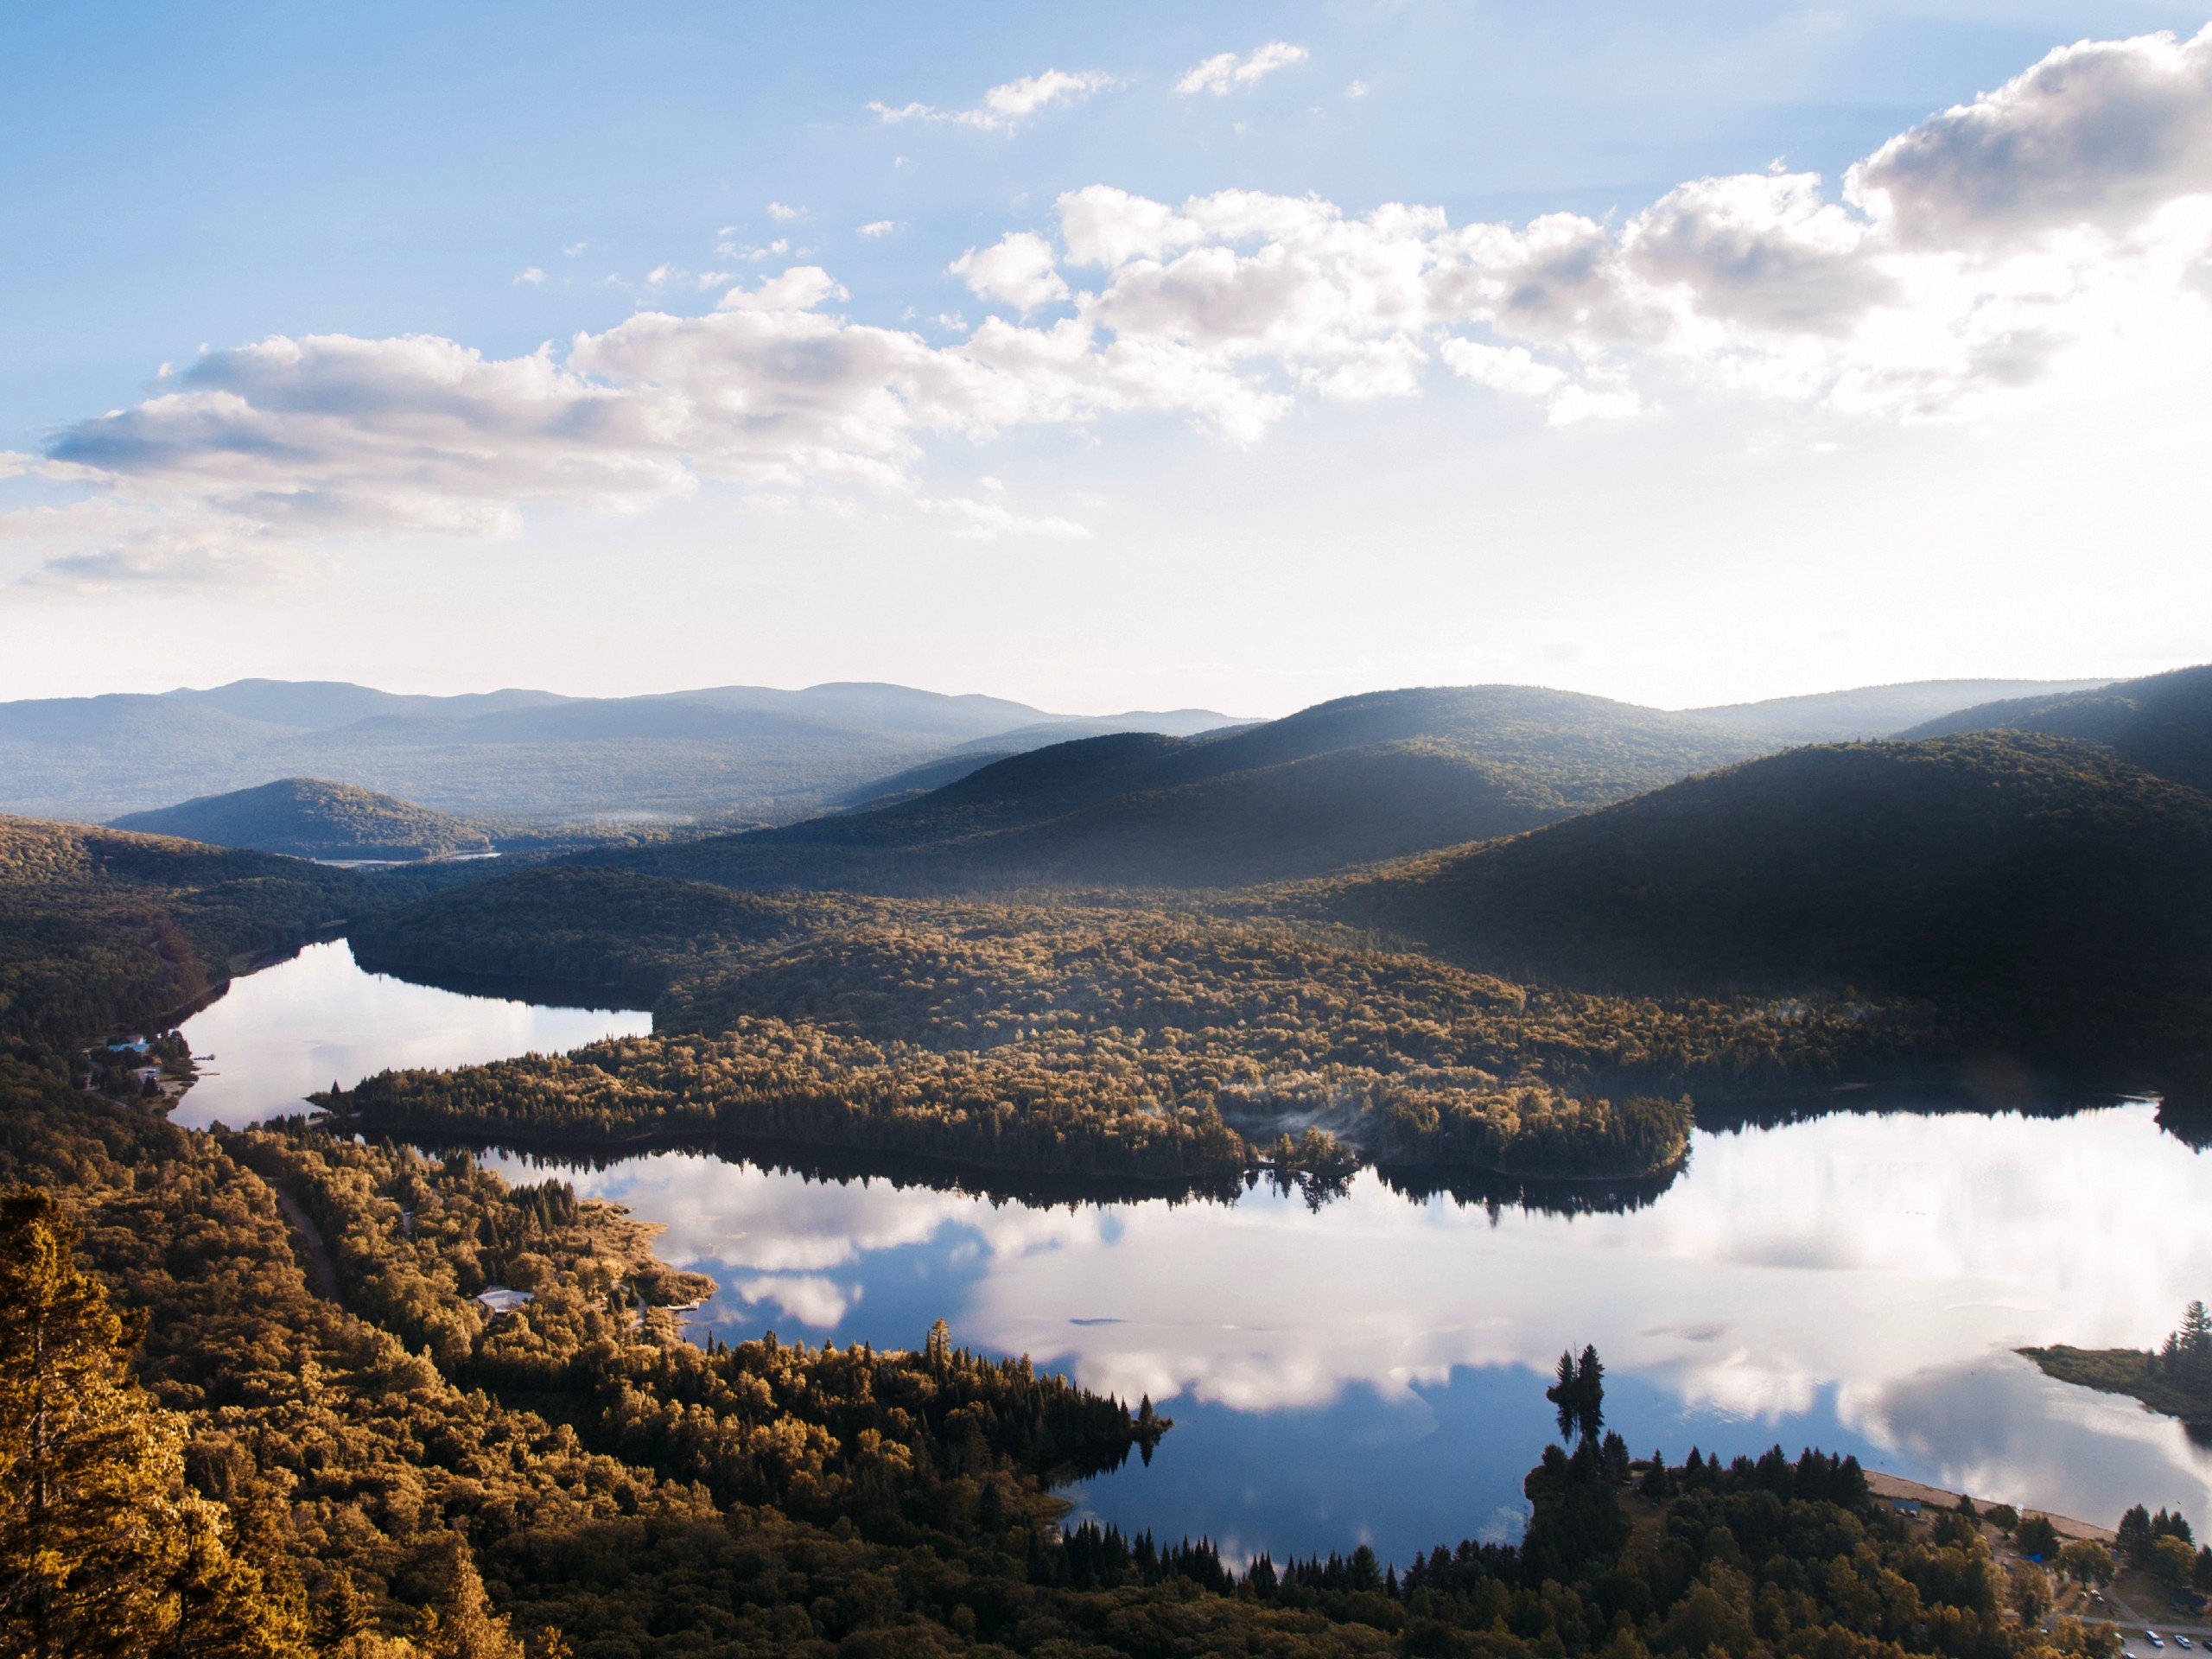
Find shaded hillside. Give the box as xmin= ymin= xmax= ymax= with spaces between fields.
xmin=1685 ymin=677 xmax=2108 ymax=743
xmin=0 ymin=815 xmax=374 ymax=1046
xmin=1334 ymin=733 xmax=2212 ymax=1082
xmin=1903 ymin=663 xmax=2212 ymax=792
xmin=0 ymin=677 xmax=1236 ymax=823
xmin=111 ymin=777 xmax=493 ymax=861
xmin=591 ymin=685 xmax=1783 ymax=893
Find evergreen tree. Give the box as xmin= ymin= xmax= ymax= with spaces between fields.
xmin=410 ymin=1541 xmax=529 ymax=1659
xmin=2118 ymin=1503 xmax=2155 ymax=1565
xmin=0 ymin=1186 xmax=300 ymax=1658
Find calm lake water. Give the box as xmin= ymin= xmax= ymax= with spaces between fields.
xmin=178 ymin=940 xmax=2212 ymax=1567
xmin=173 ymin=940 xmax=652 ymax=1130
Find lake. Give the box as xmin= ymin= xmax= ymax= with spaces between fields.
xmin=178 ymin=939 xmax=2212 ymax=1568
xmin=173 ymin=939 xmax=652 ymax=1131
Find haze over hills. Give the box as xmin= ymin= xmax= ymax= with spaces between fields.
xmin=0 ymin=678 xmax=1238 ymax=824
xmin=1900 ymin=664 xmax=2212 ymax=793
xmin=1681 ymin=678 xmax=2112 ymax=744
xmin=110 ymin=778 xmax=493 ymax=862
xmin=584 ymin=684 xmax=1847 ymax=892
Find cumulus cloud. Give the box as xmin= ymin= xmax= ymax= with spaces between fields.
xmin=950 ymin=232 xmax=1071 ymax=311
xmin=856 ymin=219 xmax=896 ymax=238
xmin=1176 ymin=42 xmax=1309 ymax=97
xmin=870 ymin=67 xmax=1109 ymax=133
xmin=1848 ymin=26 xmax=2212 ymax=246
xmin=20 ymin=24 xmax=2212 ymax=582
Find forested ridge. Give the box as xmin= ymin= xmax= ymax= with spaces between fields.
xmin=1327 ymin=733 xmax=2212 ymax=1099
xmin=574 ymin=686 xmax=1786 ymax=893
xmin=0 ymin=815 xmax=377 ymax=1047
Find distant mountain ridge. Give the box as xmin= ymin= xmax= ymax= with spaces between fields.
xmin=1899 ymin=664 xmax=2212 ymax=793
xmin=0 ymin=678 xmax=1240 ymax=823
xmin=111 ymin=778 xmax=492 ymax=862
xmin=1682 ymin=678 xmax=2112 ymax=743
xmin=582 ymin=684 xmax=1819 ymax=892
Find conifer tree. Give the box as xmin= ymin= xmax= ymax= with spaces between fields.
xmin=0 ymin=1185 xmax=302 ymax=1658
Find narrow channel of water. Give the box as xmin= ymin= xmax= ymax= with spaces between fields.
xmin=175 ymin=940 xmax=2212 ymax=1567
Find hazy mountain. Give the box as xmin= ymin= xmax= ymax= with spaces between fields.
xmin=590 ymin=685 xmax=1791 ymax=892
xmin=166 ymin=678 xmax=568 ymax=729
xmin=1331 ymin=733 xmax=2212 ymax=1046
xmin=1681 ymin=678 xmax=2110 ymax=743
xmin=111 ymin=778 xmax=493 ymax=862
xmin=0 ymin=678 xmax=1239 ymax=824
xmin=1900 ymin=664 xmax=2212 ymax=792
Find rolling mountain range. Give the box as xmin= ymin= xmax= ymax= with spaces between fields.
xmin=0 ymin=678 xmax=1236 ymax=824
xmin=1903 ymin=663 xmax=2212 ymax=792
xmin=578 ymin=681 xmax=2107 ymax=893
xmin=1307 ymin=671 xmax=2212 ymax=1093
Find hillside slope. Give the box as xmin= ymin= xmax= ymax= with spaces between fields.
xmin=111 ymin=777 xmax=493 ymax=861
xmin=592 ymin=685 xmax=1783 ymax=893
xmin=1903 ymin=663 xmax=2212 ymax=792
xmin=0 ymin=815 xmax=372 ymax=1046
xmin=1332 ymin=733 xmax=2212 ymax=1078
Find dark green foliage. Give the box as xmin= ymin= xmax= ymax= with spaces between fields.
xmin=1904 ymin=664 xmax=2212 ymax=795
xmin=112 ymin=778 xmax=492 ymax=861
xmin=1336 ymin=733 xmax=2212 ymax=1087
xmin=0 ymin=816 xmax=372 ymax=1049
xmin=2024 ymin=1301 xmax=2212 ymax=1426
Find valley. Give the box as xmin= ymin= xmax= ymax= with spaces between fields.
xmin=5 ymin=664 xmax=2210 ymax=1656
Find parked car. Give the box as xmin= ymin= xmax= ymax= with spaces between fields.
xmin=2145 ymin=1631 xmax=2164 ymax=1648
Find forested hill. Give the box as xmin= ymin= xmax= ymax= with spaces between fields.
xmin=0 ymin=815 xmax=373 ymax=1046
xmin=1330 ymin=732 xmax=2212 ymax=1084
xmin=578 ymin=685 xmax=1789 ymax=892
xmin=111 ymin=777 xmax=493 ymax=861
xmin=1902 ymin=663 xmax=2212 ymax=792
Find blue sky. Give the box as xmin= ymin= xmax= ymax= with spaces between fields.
xmin=5 ymin=2 xmax=2211 ymax=714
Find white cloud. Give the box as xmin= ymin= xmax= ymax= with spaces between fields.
xmin=1440 ymin=338 xmax=1567 ymax=398
xmin=766 ymin=201 xmax=800 ymax=222
xmin=21 ymin=25 xmax=2212 ymax=583
xmin=856 ymin=219 xmax=896 ymax=238
xmin=1176 ymin=42 xmax=1309 ymax=97
xmin=869 ymin=67 xmax=1109 ymax=133
xmin=1847 ymin=26 xmax=2212 ymax=247
xmin=515 ymin=267 xmax=545 ymax=285
xmin=1345 ymin=79 xmax=1370 ymax=99
xmin=950 ymin=232 xmax=1070 ymax=311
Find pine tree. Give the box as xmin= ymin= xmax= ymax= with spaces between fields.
xmin=0 ymin=1185 xmax=302 ymax=1658
xmin=410 ymin=1541 xmax=529 ymax=1659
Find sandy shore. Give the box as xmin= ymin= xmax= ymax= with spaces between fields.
xmin=1865 ymin=1470 xmax=2116 ymax=1542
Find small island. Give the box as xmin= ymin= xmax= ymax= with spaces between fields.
xmin=2023 ymin=1301 xmax=2212 ymax=1427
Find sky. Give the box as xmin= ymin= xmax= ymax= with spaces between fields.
xmin=4 ymin=0 xmax=2211 ymax=717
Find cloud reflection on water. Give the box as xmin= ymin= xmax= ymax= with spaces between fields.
xmin=494 ymin=1101 xmax=2212 ymax=1541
